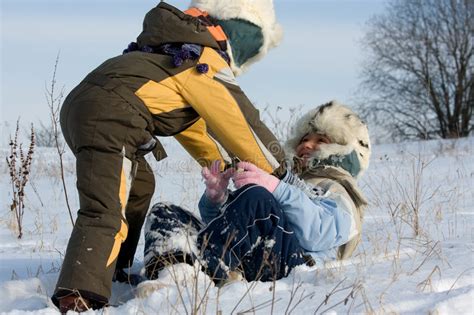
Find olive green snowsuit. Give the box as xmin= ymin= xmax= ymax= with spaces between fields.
xmin=53 ymin=2 xmax=283 ymax=306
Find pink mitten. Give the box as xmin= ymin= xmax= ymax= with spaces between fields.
xmin=233 ymin=162 xmax=280 ymax=193
xmin=202 ymin=160 xmax=234 ymax=204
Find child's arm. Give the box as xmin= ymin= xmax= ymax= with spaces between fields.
xmin=272 ymin=180 xmax=356 ymax=252
xmin=181 ymin=47 xmax=282 ymax=173
xmin=198 ymin=192 xmax=226 ymax=224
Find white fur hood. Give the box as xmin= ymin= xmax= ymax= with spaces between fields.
xmin=189 ymin=0 xmax=282 ymax=75
xmin=285 ymin=101 xmax=371 ymax=178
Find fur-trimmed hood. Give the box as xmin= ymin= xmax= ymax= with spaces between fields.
xmin=189 ymin=0 xmax=282 ymax=75
xmin=285 ymin=101 xmax=371 ymax=179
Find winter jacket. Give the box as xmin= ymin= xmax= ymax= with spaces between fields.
xmin=199 ymin=165 xmax=367 ymax=265
xmin=79 ymin=2 xmax=282 ymax=172
xmin=274 ymin=166 xmax=367 ymax=264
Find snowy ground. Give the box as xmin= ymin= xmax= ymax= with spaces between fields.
xmin=0 ymin=137 xmax=473 ymax=314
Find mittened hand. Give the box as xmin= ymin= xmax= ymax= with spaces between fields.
xmin=232 ymin=162 xmax=280 ymax=193
xmin=202 ymin=160 xmax=234 ymax=204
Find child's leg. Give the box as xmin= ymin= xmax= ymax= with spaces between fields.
xmin=198 ymin=185 xmax=306 ymax=283
xmin=116 ymin=156 xmax=155 ymax=271
xmin=53 ymin=84 xmax=153 ymax=307
xmin=144 ymin=203 xmax=204 ymax=279
xmin=54 ymin=146 xmax=135 ymax=307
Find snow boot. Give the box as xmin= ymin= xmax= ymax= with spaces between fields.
xmin=58 ymin=294 xmax=91 ymax=314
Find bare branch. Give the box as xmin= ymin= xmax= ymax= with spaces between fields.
xmin=46 ymin=53 xmax=75 ymax=227
xmin=358 ymin=0 xmax=473 ymax=141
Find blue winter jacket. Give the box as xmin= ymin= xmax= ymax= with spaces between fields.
xmin=198 ymin=171 xmax=357 ymax=266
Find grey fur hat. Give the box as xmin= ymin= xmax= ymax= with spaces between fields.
xmin=285 ymin=100 xmax=371 ymax=178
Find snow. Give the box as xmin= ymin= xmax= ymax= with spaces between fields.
xmin=1 ymin=137 xmax=473 ymax=314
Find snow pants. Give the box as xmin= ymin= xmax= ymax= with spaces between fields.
xmin=52 ymin=82 xmax=157 ymax=307
xmin=144 ymin=185 xmax=306 ymax=283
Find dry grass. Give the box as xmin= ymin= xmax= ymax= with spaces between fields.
xmin=6 ymin=119 xmax=35 ymax=239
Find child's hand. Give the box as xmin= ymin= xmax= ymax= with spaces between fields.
xmin=232 ymin=162 xmax=280 ymax=193
xmin=201 ymin=160 xmax=234 ymax=204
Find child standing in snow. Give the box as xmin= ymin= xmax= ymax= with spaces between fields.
xmin=144 ymin=101 xmax=371 ymax=283
xmin=52 ymin=0 xmax=285 ymax=312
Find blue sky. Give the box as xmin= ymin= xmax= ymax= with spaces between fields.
xmin=1 ymin=0 xmax=387 ymax=127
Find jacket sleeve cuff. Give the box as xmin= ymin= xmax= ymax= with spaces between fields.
xmin=272 ymin=180 xmax=290 ymax=203
xmin=198 ymin=191 xmax=228 ymax=224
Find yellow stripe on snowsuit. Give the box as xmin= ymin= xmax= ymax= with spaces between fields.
xmin=106 ymin=220 xmax=128 ymax=267
xmin=135 ymin=76 xmax=189 ymax=115
xmin=174 ymin=118 xmax=225 ymax=168
xmin=182 ymin=48 xmax=274 ymax=173
xmin=106 ymin=152 xmax=131 ymax=267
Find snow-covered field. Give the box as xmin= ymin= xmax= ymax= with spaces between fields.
xmin=0 ymin=137 xmax=473 ymax=314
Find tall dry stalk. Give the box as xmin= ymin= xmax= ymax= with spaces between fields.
xmin=391 ymin=153 xmax=438 ymax=237
xmin=45 ymin=53 xmax=74 ymax=226
xmin=6 ymin=119 xmax=35 ymax=238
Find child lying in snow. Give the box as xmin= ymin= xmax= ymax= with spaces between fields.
xmin=143 ymin=101 xmax=371 ymax=284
